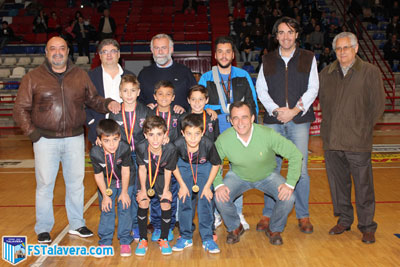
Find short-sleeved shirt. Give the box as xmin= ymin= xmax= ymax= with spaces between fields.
xmin=174 ymin=136 xmax=221 ymax=166
xmin=90 ymin=140 xmax=136 ymax=187
xmin=178 ymin=110 xmax=220 ymax=142
xmin=150 ymin=108 xmax=182 ymax=142
xmin=109 ymin=101 xmax=151 ymax=151
xmin=135 ymin=139 xmax=178 ymax=192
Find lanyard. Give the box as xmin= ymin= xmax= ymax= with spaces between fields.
xmin=148 ymin=146 xmax=162 ymax=189
xmin=219 ymin=72 xmax=232 ymax=104
xmin=104 ymin=152 xmax=120 ymax=189
xmin=156 ymin=108 xmax=171 ymax=136
xmin=121 ymin=103 xmax=137 ymax=151
xmin=187 ymin=148 xmax=199 ymax=185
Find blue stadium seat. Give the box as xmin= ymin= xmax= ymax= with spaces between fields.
xmin=367 ymin=24 xmax=378 ymax=31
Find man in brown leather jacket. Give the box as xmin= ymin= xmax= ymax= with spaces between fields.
xmin=13 ymin=36 xmax=120 ymax=244
xmin=319 ymin=32 xmax=385 ymax=244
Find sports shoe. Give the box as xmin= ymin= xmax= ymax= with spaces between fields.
xmin=172 ymin=237 xmax=193 ymax=251
xmin=202 ymin=240 xmax=220 ymax=254
xmin=37 ymin=232 xmax=51 ymax=244
xmin=151 ymin=228 xmax=161 ymax=241
xmin=239 ymin=214 xmax=250 ymax=230
xmin=214 ymin=213 xmax=222 ymax=228
xmin=152 ymin=228 xmax=174 ymax=241
xmin=68 ymin=226 xmax=94 ymax=238
xmin=158 ymin=239 xmax=172 ymax=255
xmin=135 ymin=239 xmax=148 ymax=256
xmin=168 ymin=228 xmax=174 ymax=241
xmin=132 ymin=227 xmax=140 ymax=242
xmin=120 ymin=244 xmax=132 ymax=257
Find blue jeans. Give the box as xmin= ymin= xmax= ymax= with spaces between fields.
xmin=177 ymin=159 xmax=214 ymax=241
xmin=263 ymin=122 xmax=310 ymax=219
xmin=150 ymin=175 xmax=178 ymax=229
xmin=97 ymin=185 xmax=134 ymax=245
xmin=33 ymin=135 xmax=86 ymax=234
xmin=130 ymin=152 xmax=138 ymax=229
xmin=215 ymin=171 xmax=295 ymax=233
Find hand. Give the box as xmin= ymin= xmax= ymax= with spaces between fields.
xmin=200 ymin=186 xmax=213 ymax=203
xmin=173 ymin=105 xmax=185 ymax=114
xmin=95 ymin=137 xmax=102 ymax=147
xmin=147 ymin=103 xmax=157 ymax=110
xmin=101 ymin=195 xmax=113 ymax=212
xmin=108 ymin=101 xmax=121 ymax=114
xmin=178 ymin=185 xmax=190 ymax=203
xmin=277 ymin=183 xmax=294 ymax=201
xmin=118 ymin=192 xmax=131 ymax=210
xmin=276 ymin=107 xmax=299 ymax=123
xmin=215 ymin=185 xmax=230 ymax=203
xmin=162 ymin=136 xmax=170 ymax=145
xmin=136 ymin=189 xmax=149 ymax=203
xmin=161 ymin=190 xmax=172 ymax=202
xmin=206 ymin=108 xmax=218 ymax=121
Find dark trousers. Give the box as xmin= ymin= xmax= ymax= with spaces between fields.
xmin=324 ymin=150 xmax=377 ymax=233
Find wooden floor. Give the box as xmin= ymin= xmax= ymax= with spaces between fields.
xmin=0 ymin=127 xmax=399 ymax=267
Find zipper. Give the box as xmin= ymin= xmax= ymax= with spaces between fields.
xmin=285 ymin=64 xmax=288 ymax=108
xmin=61 ymin=80 xmax=66 ymax=136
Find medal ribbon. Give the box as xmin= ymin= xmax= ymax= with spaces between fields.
xmin=156 ymin=108 xmax=171 ymax=136
xmin=202 ymin=110 xmax=206 ymax=135
xmin=187 ymin=148 xmax=199 ymax=185
xmin=121 ymin=103 xmax=137 ymax=151
xmin=108 ymin=153 xmax=120 ymax=188
xmin=219 ymin=72 xmax=232 ymax=104
xmin=148 ymin=147 xmax=162 ymax=189
xmin=104 ymin=152 xmax=120 ymax=189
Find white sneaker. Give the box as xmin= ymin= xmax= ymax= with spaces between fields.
xmin=214 ymin=213 xmax=222 ymax=228
xmin=239 ymin=214 xmax=250 ymax=230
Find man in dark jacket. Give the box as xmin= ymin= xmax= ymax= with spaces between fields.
xmin=319 ymin=32 xmax=385 ymax=244
xmin=256 ymin=16 xmax=319 ymax=235
xmin=13 ymin=37 xmax=120 ymax=244
xmin=86 ymin=38 xmax=134 ymax=145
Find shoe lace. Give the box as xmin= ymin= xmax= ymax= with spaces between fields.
xmin=138 ymin=240 xmax=148 ymax=249
xmin=158 ymin=239 xmax=169 ymax=248
xmin=205 ymin=240 xmax=216 ymax=249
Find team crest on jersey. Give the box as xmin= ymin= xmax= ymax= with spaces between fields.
xmin=199 ymin=157 xmax=207 ymax=164
xmin=172 ymin=119 xmax=178 ymax=128
xmin=161 ymin=162 xmax=167 ymax=167
xmin=116 ymin=158 xmax=122 ymax=165
xmin=208 ymin=123 xmax=213 ymax=132
xmin=139 ymin=118 xmax=145 ymax=128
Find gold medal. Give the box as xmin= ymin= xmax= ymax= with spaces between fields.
xmin=147 ymin=188 xmax=155 ymax=197
xmin=192 ymin=184 xmax=200 ymax=193
xmin=105 ymin=188 xmax=113 ymax=196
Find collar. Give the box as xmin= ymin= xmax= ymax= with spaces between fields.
xmin=156 ymin=59 xmax=173 ymax=68
xmin=101 ymin=64 xmax=123 ymax=77
xmin=236 ymin=124 xmax=254 ymax=147
xmin=327 ymin=55 xmax=363 ymax=74
xmin=279 ymin=46 xmax=296 ymax=59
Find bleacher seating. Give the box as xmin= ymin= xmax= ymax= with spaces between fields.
xmin=9 ymin=67 xmax=25 ymax=79
xmin=0 ymin=69 xmax=11 ymax=78
xmin=3 ymin=57 xmax=17 ymax=66
xmin=16 ymin=57 xmax=31 ymax=66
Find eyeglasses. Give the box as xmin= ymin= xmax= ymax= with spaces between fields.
xmin=99 ymin=49 xmax=119 ymax=55
xmin=335 ymin=45 xmax=354 ymax=52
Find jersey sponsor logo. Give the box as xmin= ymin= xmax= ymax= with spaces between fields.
xmin=208 ymin=123 xmax=213 ymax=132
xmin=139 ymin=118 xmax=145 ymax=128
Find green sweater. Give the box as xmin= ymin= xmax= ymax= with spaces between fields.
xmin=214 ymin=123 xmax=303 ymax=187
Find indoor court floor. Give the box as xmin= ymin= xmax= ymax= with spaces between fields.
xmin=0 ymin=127 xmax=399 ymax=267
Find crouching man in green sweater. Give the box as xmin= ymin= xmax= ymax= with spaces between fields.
xmin=214 ymin=101 xmax=302 ymax=245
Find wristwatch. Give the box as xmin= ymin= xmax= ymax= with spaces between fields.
xmin=272 ymin=110 xmax=279 ymax=117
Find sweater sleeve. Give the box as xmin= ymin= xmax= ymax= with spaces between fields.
xmin=213 ymin=137 xmax=226 ymax=187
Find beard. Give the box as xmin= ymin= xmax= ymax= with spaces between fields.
xmin=153 ymin=53 xmax=172 ymax=66
xmin=51 ymin=54 xmax=66 ymax=66
xmin=217 ymin=59 xmax=232 ymax=69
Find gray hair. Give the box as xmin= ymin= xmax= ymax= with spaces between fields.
xmin=332 ymin=32 xmax=358 ymax=50
xmin=150 ymin=33 xmax=174 ymax=49
xmin=97 ymin=39 xmax=120 ymax=52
